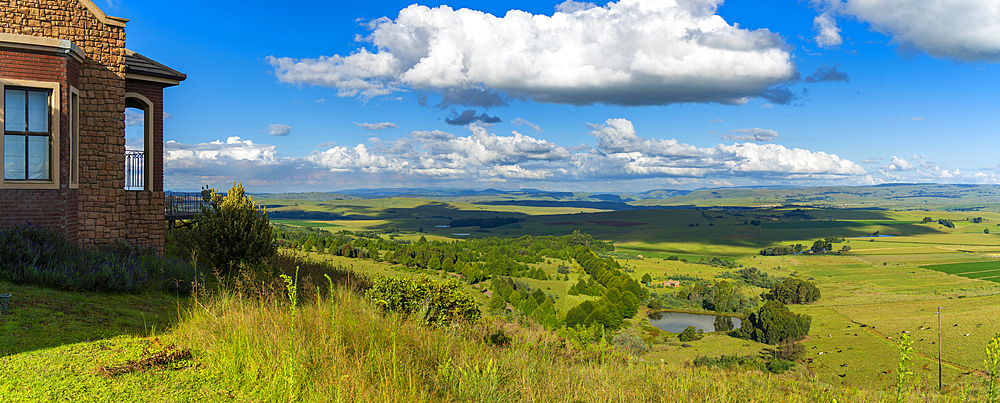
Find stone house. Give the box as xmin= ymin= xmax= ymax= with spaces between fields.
xmin=1 ymin=0 xmax=185 ymax=251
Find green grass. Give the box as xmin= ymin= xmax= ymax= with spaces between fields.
xmin=271 ymin=219 xmax=343 ymax=228
xmin=0 ymin=281 xmax=180 ymax=357
xmin=923 ymin=261 xmax=1000 ymax=275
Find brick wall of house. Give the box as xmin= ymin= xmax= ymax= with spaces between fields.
xmin=123 ymin=80 xmax=165 ymax=247
xmin=1 ymin=1 xmax=165 ymax=251
xmin=0 ymin=47 xmax=80 ymax=241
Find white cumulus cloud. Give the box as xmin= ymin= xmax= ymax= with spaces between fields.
xmin=884 ymin=155 xmax=915 ymax=171
xmin=584 ymin=118 xmax=866 ymax=178
xmin=164 ymin=120 xmax=870 ymax=191
xmin=813 ymin=12 xmax=842 ymax=48
xmin=816 ymin=0 xmax=1000 ymax=62
xmin=267 ymin=0 xmax=797 ymax=106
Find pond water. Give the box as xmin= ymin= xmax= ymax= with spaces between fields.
xmin=647 ymin=311 xmax=742 ymax=333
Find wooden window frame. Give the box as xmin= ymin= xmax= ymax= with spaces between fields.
xmin=0 ymin=79 xmax=61 ymax=190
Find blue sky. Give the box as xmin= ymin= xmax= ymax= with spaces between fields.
xmin=111 ymin=0 xmax=1000 ymax=193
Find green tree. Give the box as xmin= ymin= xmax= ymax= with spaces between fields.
xmin=678 ymin=326 xmax=703 ymax=342
xmin=520 ymin=297 xmax=538 ymax=316
xmin=530 ymin=289 xmax=547 ymax=304
xmin=488 ymin=293 xmax=507 ymax=312
xmin=736 ymin=300 xmax=812 ymax=344
xmin=765 ymin=277 xmax=821 ymax=304
xmin=641 ymin=273 xmax=652 ymax=284
xmin=195 ymin=182 xmax=277 ymax=275
xmin=508 ymin=291 xmax=522 ymax=307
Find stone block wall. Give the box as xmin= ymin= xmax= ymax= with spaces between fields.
xmin=1 ymin=1 xmax=166 ymax=251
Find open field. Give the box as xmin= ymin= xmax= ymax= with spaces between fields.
xmin=267 ymin=198 xmax=1000 ymax=389
xmin=923 ymin=261 xmax=1000 ymax=282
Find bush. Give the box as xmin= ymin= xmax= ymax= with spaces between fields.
xmin=192 ymin=182 xmax=278 ymax=276
xmin=678 ymin=325 xmax=704 ymax=342
xmin=0 ymin=223 xmax=193 ymax=293
xmin=365 ymin=275 xmax=481 ymax=326
xmin=611 ymin=331 xmax=648 ymax=355
xmin=266 ymin=249 xmax=372 ymax=295
xmin=774 ymin=338 xmax=805 ymax=361
xmin=766 ymin=358 xmax=794 ymax=374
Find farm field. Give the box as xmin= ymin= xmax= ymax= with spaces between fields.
xmin=265 ymin=194 xmax=1000 ymax=390
xmin=922 ymin=261 xmax=1000 ymax=282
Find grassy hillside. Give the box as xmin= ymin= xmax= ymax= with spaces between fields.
xmin=0 ymin=276 xmax=984 ymax=402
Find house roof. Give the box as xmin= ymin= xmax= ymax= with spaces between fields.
xmin=124 ymin=50 xmax=187 ymax=85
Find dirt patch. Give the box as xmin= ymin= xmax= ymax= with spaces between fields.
xmin=585 ymin=220 xmax=646 ymax=228
xmin=546 ymin=221 xmax=580 ymax=226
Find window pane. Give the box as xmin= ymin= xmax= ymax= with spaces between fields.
xmin=27 ymin=135 xmax=49 ymax=180
xmin=5 ymin=89 xmax=25 ymax=132
xmin=27 ymin=91 xmax=49 ymax=132
xmin=4 ymin=135 xmax=25 ymax=179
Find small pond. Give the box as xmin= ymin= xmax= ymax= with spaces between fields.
xmin=647 ymin=311 xmax=742 ymax=333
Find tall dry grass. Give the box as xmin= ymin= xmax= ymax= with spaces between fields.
xmin=172 ymin=270 xmax=981 ymax=403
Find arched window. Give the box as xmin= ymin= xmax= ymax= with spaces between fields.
xmin=123 ymin=93 xmax=153 ymax=190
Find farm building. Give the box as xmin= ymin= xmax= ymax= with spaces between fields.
xmin=1 ymin=0 xmax=185 ymax=252
xmin=660 ymin=280 xmax=680 ymax=288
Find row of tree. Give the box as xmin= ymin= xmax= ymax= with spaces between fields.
xmin=277 ymin=230 xmax=615 ymax=285
xmin=563 ymin=248 xmax=647 ymax=330
xmin=765 ymin=277 xmax=821 ymax=304
xmin=487 ymin=277 xmax=561 ymax=329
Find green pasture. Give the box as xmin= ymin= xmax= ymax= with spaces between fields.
xmin=271 ymin=219 xmax=342 ymax=229
xmin=267 ymin=197 xmax=1000 ymax=390
xmin=922 ymin=261 xmax=1000 ymax=283
xmin=643 ymin=332 xmax=772 ymax=366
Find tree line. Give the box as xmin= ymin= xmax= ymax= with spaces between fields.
xmin=563 ymin=247 xmax=647 ymax=330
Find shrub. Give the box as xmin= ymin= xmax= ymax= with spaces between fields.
xmin=766 ymin=358 xmax=794 ymax=374
xmin=266 ymin=249 xmax=372 ymax=295
xmin=0 ymin=223 xmax=192 ymax=293
xmin=611 ymin=331 xmax=648 ymax=355
xmin=774 ymin=338 xmax=805 ymax=361
xmin=484 ymin=328 xmax=511 ymax=348
xmin=365 ymin=275 xmax=481 ymax=326
xmin=193 ymin=182 xmax=278 ymax=276
xmin=678 ymin=325 xmax=704 ymax=342
xmin=986 ymin=333 xmax=1000 ymax=403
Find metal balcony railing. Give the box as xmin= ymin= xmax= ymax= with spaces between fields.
xmin=124 ymin=149 xmax=145 ymax=190
xmin=165 ymin=191 xmax=206 ymax=217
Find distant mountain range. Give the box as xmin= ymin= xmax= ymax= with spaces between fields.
xmin=248 ymin=184 xmax=1000 ymax=212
